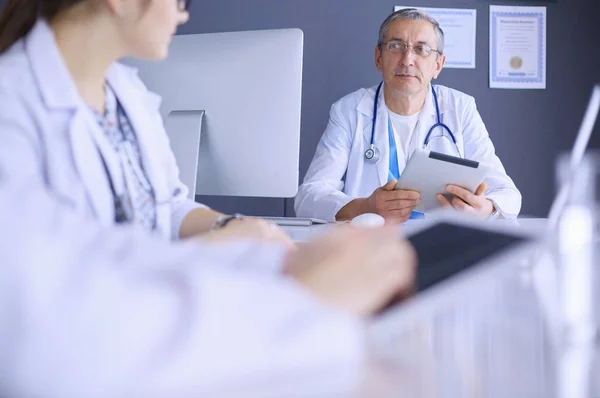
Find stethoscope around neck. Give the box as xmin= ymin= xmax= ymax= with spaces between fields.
xmin=364 ymin=82 xmax=460 ymax=163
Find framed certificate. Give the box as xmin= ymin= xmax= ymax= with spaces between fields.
xmin=489 ymin=6 xmax=547 ymax=89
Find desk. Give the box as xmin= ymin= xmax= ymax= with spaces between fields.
xmin=282 ymin=218 xmax=549 ymax=242
xmin=257 ymin=218 xmax=599 ymax=398
xmin=359 ymin=245 xmax=600 ymax=397
xmin=211 ymin=241 xmax=599 ymax=398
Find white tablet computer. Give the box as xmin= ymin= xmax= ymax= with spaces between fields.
xmin=395 ymin=149 xmax=490 ymax=212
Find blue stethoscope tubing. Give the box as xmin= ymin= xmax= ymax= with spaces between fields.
xmin=364 ymin=81 xmax=459 ymax=163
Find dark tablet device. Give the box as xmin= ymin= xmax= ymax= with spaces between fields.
xmin=377 ymin=220 xmax=532 ymax=315
xmin=411 ymin=222 xmax=528 ymax=292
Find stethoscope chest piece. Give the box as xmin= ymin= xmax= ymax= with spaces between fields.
xmin=364 ymin=145 xmax=380 ymax=163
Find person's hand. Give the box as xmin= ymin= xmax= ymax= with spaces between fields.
xmin=436 ymin=182 xmax=495 ymax=217
xmin=284 ymin=226 xmax=416 ymax=317
xmin=197 ymin=217 xmax=295 ymax=249
xmin=364 ymin=179 xmax=420 ymax=223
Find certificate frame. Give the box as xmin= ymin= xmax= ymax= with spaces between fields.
xmin=489 ymin=6 xmax=547 ymax=89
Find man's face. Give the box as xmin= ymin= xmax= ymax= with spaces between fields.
xmin=375 ymin=19 xmax=445 ymax=97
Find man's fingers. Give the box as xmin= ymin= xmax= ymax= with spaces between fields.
xmin=451 ymin=196 xmax=473 ymax=212
xmin=474 ymin=181 xmax=487 ymax=196
xmin=446 ymin=185 xmax=476 ymax=205
xmin=385 ymin=208 xmax=414 ymax=219
xmin=437 ymin=194 xmax=452 ymax=208
xmin=383 ymin=199 xmax=419 ymax=212
xmin=382 ymin=189 xmax=420 ymax=202
xmin=382 ymin=179 xmax=397 ymax=191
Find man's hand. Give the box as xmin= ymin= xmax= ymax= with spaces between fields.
xmin=364 ymin=179 xmax=420 ymax=223
xmin=436 ymin=182 xmax=495 ymax=217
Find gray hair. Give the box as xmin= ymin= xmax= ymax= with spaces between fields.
xmin=378 ymin=8 xmax=445 ymax=55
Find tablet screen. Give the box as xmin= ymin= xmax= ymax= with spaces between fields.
xmin=409 ymin=222 xmax=528 ymax=292
xmin=378 ymin=222 xmax=530 ymax=314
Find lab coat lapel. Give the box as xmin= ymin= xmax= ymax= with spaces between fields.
xmin=25 ymin=20 xmax=116 ymax=223
xmin=106 ymin=65 xmax=166 ymax=195
xmin=357 ymin=85 xmax=389 ymax=186
xmin=71 ymin=111 xmax=119 ymax=223
xmin=414 ymin=84 xmax=438 ymax=155
xmin=106 ymin=65 xmax=171 ymax=236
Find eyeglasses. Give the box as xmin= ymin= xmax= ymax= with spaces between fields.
xmin=177 ymin=0 xmax=192 ymax=12
xmin=381 ymin=40 xmax=441 ymax=58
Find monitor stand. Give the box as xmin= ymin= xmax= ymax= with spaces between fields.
xmin=164 ymin=110 xmax=205 ymax=200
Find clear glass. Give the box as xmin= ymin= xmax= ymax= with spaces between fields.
xmin=555 ymin=150 xmax=600 ymax=398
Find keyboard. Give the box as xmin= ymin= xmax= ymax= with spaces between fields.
xmin=261 ymin=216 xmax=328 ymax=227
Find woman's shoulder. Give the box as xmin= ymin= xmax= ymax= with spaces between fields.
xmin=0 ymin=40 xmax=44 ymax=129
xmin=0 ymin=39 xmax=36 ymax=95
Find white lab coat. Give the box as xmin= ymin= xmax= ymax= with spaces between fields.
xmin=0 ymin=21 xmax=364 ymax=397
xmin=295 ymin=84 xmax=522 ymax=221
xmin=0 ymin=20 xmax=202 ymax=241
xmin=0 ymin=175 xmax=364 ymax=397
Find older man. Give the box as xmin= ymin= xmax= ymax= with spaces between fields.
xmin=295 ymin=8 xmax=521 ymax=223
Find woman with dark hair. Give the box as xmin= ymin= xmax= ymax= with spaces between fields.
xmin=0 ymin=2 xmax=417 ymax=396
xmin=0 ymin=0 xmax=293 ymax=245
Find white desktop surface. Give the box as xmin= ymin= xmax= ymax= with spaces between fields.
xmin=214 ymin=238 xmax=599 ymax=398
xmin=281 ymin=218 xmax=549 ymax=242
xmin=359 ymin=246 xmax=600 ymax=397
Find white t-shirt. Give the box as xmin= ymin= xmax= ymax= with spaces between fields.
xmin=388 ymin=110 xmax=420 ymax=169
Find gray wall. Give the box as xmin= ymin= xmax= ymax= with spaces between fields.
xmin=2 ymin=0 xmax=599 ymax=217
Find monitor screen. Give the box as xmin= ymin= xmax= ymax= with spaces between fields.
xmin=124 ymin=29 xmax=304 ymax=198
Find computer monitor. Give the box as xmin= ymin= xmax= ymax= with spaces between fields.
xmin=124 ymin=29 xmax=304 ymax=198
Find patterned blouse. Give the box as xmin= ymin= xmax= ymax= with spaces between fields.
xmin=89 ymin=84 xmax=157 ymax=230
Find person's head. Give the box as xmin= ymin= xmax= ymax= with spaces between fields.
xmin=375 ymin=8 xmax=446 ymax=98
xmin=0 ymin=0 xmax=191 ymax=59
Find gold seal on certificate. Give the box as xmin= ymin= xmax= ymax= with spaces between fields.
xmin=509 ymin=56 xmax=523 ymax=70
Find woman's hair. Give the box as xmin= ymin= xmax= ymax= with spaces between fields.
xmin=0 ymin=0 xmax=84 ymax=54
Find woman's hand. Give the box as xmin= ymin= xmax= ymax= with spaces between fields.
xmin=197 ymin=217 xmax=295 ymax=249
xmin=285 ymin=226 xmax=416 ymax=316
